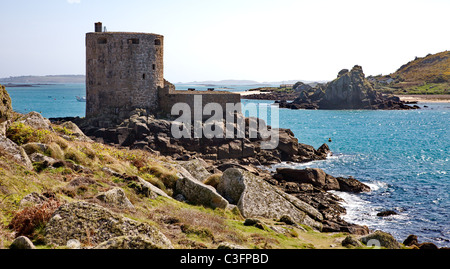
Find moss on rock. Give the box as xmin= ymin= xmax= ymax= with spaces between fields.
xmin=0 ymin=85 xmax=12 ymax=123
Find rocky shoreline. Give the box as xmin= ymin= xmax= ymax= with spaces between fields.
xmin=242 ymin=91 xmax=298 ymax=101
xmin=51 ymin=111 xmax=331 ymax=167
xmin=45 ymin=113 xmax=444 ymax=248
xmin=1 ymin=83 xmax=445 ymax=249
xmin=48 ymin=110 xmax=376 ymax=236
xmin=243 ymin=66 xmax=421 ymax=110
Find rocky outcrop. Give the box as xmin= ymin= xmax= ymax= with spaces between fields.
xmin=130 ymin=176 xmax=172 ymax=200
xmin=269 ymin=167 xmax=370 ymax=235
xmin=0 ymin=121 xmax=8 ymax=137
xmin=44 ymin=201 xmax=173 ymax=248
xmin=377 ymin=210 xmax=397 ymax=217
xmin=66 ymin=239 xmax=81 ymax=249
xmin=94 ymin=235 xmax=171 ymax=249
xmin=274 ymin=168 xmax=339 ymax=191
xmin=0 ymin=84 xmax=12 ymax=123
xmin=176 ymin=158 xmax=212 ymax=183
xmin=43 ymin=104 xmax=369 ymax=238
xmin=61 ymin=110 xmax=330 ymax=167
xmin=1 ymin=111 xmax=95 ymax=172
xmin=0 ymin=135 xmax=33 ymax=170
xmin=21 ymin=142 xmax=49 ymax=156
xmin=242 ymin=91 xmax=299 ymax=101
xmin=28 ymin=153 xmax=58 ymax=166
xmin=101 ymin=169 xmax=172 ymax=200
xmin=402 ymin=234 xmax=440 ymax=249
xmin=341 ymin=235 xmax=363 ymax=248
xmin=59 ymin=121 xmax=93 ymax=142
xmin=359 ymin=230 xmax=401 ymax=249
xmin=274 ymin=167 xmax=370 ymax=193
xmin=279 ymin=65 xmax=419 ymax=110
xmin=403 ymin=234 xmax=419 ymax=247
xmin=335 ymin=176 xmax=371 ymax=193
xmin=217 ymin=168 xmax=323 ymax=230
xmin=19 ymin=192 xmax=49 ymax=208
xmin=175 ymin=167 xmax=229 ymax=210
xmin=95 ymin=187 xmax=135 ymax=210
xmin=416 ymin=242 xmax=439 ymax=249
xmin=9 ymin=236 xmax=36 ymax=249
xmin=217 ymin=242 xmax=245 ymax=249
xmin=18 ymin=111 xmax=54 ymax=131
xmin=242 ymin=83 xmax=315 ymax=101
xmin=0 ymin=87 xmax=34 ymax=170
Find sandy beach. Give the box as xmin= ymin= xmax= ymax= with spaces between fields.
xmin=238 ymin=90 xmax=270 ymax=96
xmin=396 ymin=95 xmax=450 ymax=103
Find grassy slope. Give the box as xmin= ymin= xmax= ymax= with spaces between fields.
xmin=377 ymin=51 xmax=450 ymax=95
xmin=1 ymin=120 xmax=384 ymax=249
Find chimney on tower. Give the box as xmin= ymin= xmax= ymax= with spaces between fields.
xmin=95 ymin=22 xmax=103 ymax=33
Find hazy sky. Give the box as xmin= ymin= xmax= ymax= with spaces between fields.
xmin=1 ymin=0 xmax=449 ymax=82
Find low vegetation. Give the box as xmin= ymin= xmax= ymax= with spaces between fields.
xmin=0 ymin=118 xmax=378 ymax=249
xmin=372 ymin=51 xmax=450 ymax=95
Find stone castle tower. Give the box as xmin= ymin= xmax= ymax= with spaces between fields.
xmin=86 ymin=22 xmax=164 ymax=125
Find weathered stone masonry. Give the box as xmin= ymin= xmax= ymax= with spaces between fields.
xmin=86 ymin=24 xmax=164 ymax=125
xmin=86 ymin=22 xmax=240 ymax=126
xmin=158 ymin=81 xmax=241 ymax=120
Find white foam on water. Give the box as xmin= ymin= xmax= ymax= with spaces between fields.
xmin=364 ymin=181 xmax=388 ymax=192
xmin=330 ymin=182 xmax=411 ymax=231
xmin=329 ymin=190 xmax=377 ymax=226
xmin=265 ymin=161 xmax=415 ymax=236
xmin=266 ymin=152 xmax=348 ymax=172
xmin=265 ymin=161 xmax=315 ymax=172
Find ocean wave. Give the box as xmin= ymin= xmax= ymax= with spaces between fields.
xmin=266 ymin=153 xmax=351 ymax=171
xmin=364 ymin=181 xmax=389 ymax=192
xmin=329 ymin=190 xmax=377 ymax=226
xmin=330 ymin=188 xmax=410 ymax=230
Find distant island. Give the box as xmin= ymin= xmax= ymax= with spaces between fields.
xmin=178 ymin=79 xmax=321 ymax=86
xmin=0 ymin=75 xmax=85 ymax=84
xmin=3 ymin=50 xmax=448 ymax=94
xmin=1 ymin=76 xmax=318 ymax=87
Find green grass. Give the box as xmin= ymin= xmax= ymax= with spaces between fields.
xmin=376 ymin=83 xmax=449 ymax=95
xmin=6 ymin=122 xmax=51 ymax=146
xmin=407 ymin=83 xmax=449 ymax=95
xmin=1 ymin=118 xmax=397 ymax=250
xmin=375 ymin=51 xmax=450 ymax=95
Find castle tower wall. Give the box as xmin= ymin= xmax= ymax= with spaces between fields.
xmin=86 ymin=31 xmax=163 ymax=124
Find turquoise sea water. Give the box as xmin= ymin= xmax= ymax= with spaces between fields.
xmin=6 ymin=84 xmax=86 ymax=118
xmin=266 ymin=101 xmax=449 ymax=247
xmin=6 ymin=83 xmax=265 ymax=118
xmin=5 ymin=83 xmax=450 ymax=247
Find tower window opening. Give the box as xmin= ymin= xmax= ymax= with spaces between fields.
xmin=128 ymin=38 xmax=140 ymax=44
xmin=155 ymin=39 xmax=161 ymax=46
xmin=152 ymin=64 xmax=156 ymax=70
xmin=98 ymin=38 xmax=107 ymax=44
xmin=143 ymin=73 xmax=146 ymax=80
